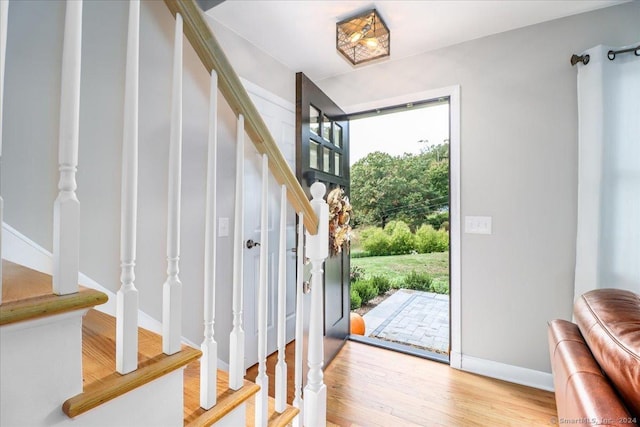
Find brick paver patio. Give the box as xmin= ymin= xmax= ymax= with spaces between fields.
xmin=362 ymin=289 xmax=449 ymax=353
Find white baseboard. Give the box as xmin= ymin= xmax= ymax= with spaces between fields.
xmin=2 ymin=223 xmax=53 ymax=274
xmin=3 ymin=223 xmax=182 ymax=346
xmin=460 ymin=354 xmax=554 ymax=391
xmin=449 ymin=351 xmax=462 ymax=369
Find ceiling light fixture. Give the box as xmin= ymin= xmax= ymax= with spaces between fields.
xmin=336 ymin=9 xmax=390 ymax=66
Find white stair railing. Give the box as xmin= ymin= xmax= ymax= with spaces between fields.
xmin=163 ymin=11 xmax=184 ymax=356
xmin=229 ymin=113 xmax=245 ymax=390
xmin=255 ymin=154 xmax=270 ymax=427
xmin=292 ymin=212 xmax=305 ymax=427
xmin=0 ymin=0 xmax=8 ymax=304
xmin=53 ymin=0 xmax=82 ymax=296
xmin=304 ymin=182 xmax=329 ymax=427
xmin=116 ymin=0 xmax=140 ymax=375
xmin=200 ymin=68 xmax=219 ymax=409
xmin=275 ymin=184 xmax=288 ymax=413
xmin=3 ymin=0 xmax=331 ymax=422
xmin=162 ymin=3 xmax=329 ymax=422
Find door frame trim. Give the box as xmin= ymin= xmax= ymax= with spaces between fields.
xmin=343 ymin=85 xmax=461 ymax=368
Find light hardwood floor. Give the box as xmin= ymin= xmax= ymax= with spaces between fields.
xmin=247 ymin=339 xmax=557 ymax=426
xmin=325 ymin=341 xmax=557 ymax=427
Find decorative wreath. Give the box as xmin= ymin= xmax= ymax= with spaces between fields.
xmin=327 ymin=187 xmax=352 ymax=257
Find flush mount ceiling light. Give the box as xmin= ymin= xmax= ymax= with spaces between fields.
xmin=336 ymin=9 xmax=390 ymax=66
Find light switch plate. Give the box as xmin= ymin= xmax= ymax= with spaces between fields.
xmin=464 ymin=216 xmax=492 ymax=235
xmin=218 ymin=217 xmax=229 ymax=237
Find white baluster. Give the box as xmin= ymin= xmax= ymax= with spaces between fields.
xmin=229 ymin=114 xmax=245 ymax=390
xmin=255 ymin=154 xmax=269 ymax=427
xmin=163 ymin=12 xmax=183 ymax=356
xmin=116 ymin=0 xmax=140 ymax=375
xmin=275 ymin=184 xmax=287 ymax=413
xmin=53 ymin=0 xmax=82 ymax=296
xmin=292 ymin=212 xmax=304 ymax=427
xmin=304 ymin=182 xmax=328 ymax=427
xmin=0 ymin=0 xmax=8 ymax=304
xmin=200 ymin=69 xmax=218 ymax=409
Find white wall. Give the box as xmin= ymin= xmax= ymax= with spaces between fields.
xmin=205 ymin=14 xmax=296 ymax=104
xmin=316 ymin=2 xmax=640 ymax=373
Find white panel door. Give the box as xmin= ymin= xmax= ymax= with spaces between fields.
xmin=242 ymin=80 xmax=297 ymax=368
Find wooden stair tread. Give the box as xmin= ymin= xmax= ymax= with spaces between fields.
xmin=63 ymin=309 xmax=201 ymax=418
xmin=0 ymin=260 xmax=108 ymax=326
xmin=184 ymin=361 xmax=260 ymax=426
xmin=245 ymin=396 xmax=299 ymax=427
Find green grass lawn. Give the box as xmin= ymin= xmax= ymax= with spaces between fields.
xmin=351 ymin=251 xmax=449 ymax=287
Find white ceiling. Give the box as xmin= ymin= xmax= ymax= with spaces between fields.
xmin=206 ymin=0 xmax=627 ymax=82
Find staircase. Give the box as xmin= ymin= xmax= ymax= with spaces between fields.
xmin=1 ymin=260 xmax=297 ymax=426
xmin=0 ymin=0 xmax=329 ymax=426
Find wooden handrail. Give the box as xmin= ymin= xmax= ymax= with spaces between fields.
xmin=163 ymin=0 xmax=319 ymax=235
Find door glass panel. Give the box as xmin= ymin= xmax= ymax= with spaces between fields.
xmin=334 ymin=152 xmax=341 ymax=176
xmin=333 ymin=123 xmax=342 ymax=148
xmin=323 ymin=147 xmax=331 ymax=173
xmin=309 ymin=140 xmax=319 ymax=169
xmin=322 ymin=115 xmax=332 ymax=141
xmin=310 ymin=105 xmax=320 ymax=135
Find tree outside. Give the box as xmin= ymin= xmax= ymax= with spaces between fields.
xmin=350 ymin=143 xmax=449 ymax=231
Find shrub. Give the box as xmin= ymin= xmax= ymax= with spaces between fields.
xmin=430 ymin=279 xmax=449 ymax=295
xmin=415 ymin=224 xmax=440 ymax=253
xmin=350 ymin=265 xmax=365 ymax=283
xmin=440 ymin=221 xmax=450 ymax=232
xmin=415 ymin=224 xmax=449 ymax=253
xmin=350 ymin=288 xmax=362 ymax=310
xmin=390 ymin=280 xmax=404 ymax=290
xmin=370 ymin=275 xmax=391 ymax=295
xmin=352 ymin=280 xmax=378 ymax=304
xmin=357 ymin=226 xmax=377 ymax=242
xmin=388 ymin=221 xmax=415 ymax=255
xmin=402 ymin=270 xmax=433 ymax=291
xmin=383 ymin=220 xmax=400 ymax=235
xmin=362 ymin=227 xmax=391 ymax=256
xmin=436 ymin=229 xmax=449 ymax=251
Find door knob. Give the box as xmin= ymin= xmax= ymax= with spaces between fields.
xmin=246 ymin=239 xmax=261 ymax=249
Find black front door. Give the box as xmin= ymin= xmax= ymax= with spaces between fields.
xmin=296 ymin=72 xmax=350 ymax=366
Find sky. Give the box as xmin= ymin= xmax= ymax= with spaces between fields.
xmin=349 ymin=102 xmax=450 ymax=166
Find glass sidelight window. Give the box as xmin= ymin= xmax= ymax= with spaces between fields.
xmin=310 ymin=105 xmax=320 ymax=135
xmin=309 ymin=140 xmax=319 ymax=169
xmin=322 ymin=115 xmax=332 ymax=141
xmin=307 ymin=108 xmax=344 ymax=177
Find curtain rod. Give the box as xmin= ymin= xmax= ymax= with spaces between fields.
xmin=570 ymin=54 xmax=589 ymax=66
xmin=607 ymin=45 xmax=640 ymax=60
xmin=571 ymin=45 xmax=640 ymax=66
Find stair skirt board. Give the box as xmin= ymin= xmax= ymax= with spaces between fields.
xmin=1 ymin=223 xmax=163 ymax=334
xmin=68 ymin=370 xmax=185 ymax=427
xmin=1 ymin=310 xmax=85 ymax=427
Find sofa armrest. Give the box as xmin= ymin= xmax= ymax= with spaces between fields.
xmin=548 ymin=319 xmax=632 ymax=426
xmin=574 ymin=289 xmax=640 ymax=418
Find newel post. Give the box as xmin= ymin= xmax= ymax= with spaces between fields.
xmin=304 ymin=182 xmax=328 ymax=427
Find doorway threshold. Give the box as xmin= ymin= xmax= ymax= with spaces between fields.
xmin=348 ymin=334 xmax=449 ymax=364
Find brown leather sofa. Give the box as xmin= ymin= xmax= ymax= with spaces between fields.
xmin=548 ymin=289 xmax=640 ymax=427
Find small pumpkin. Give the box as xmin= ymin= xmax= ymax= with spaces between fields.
xmin=350 ymin=312 xmax=366 ymax=335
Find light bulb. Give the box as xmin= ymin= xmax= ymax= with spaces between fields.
xmin=349 ymin=32 xmax=363 ymax=43
xmin=363 ymin=37 xmax=379 ymax=49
